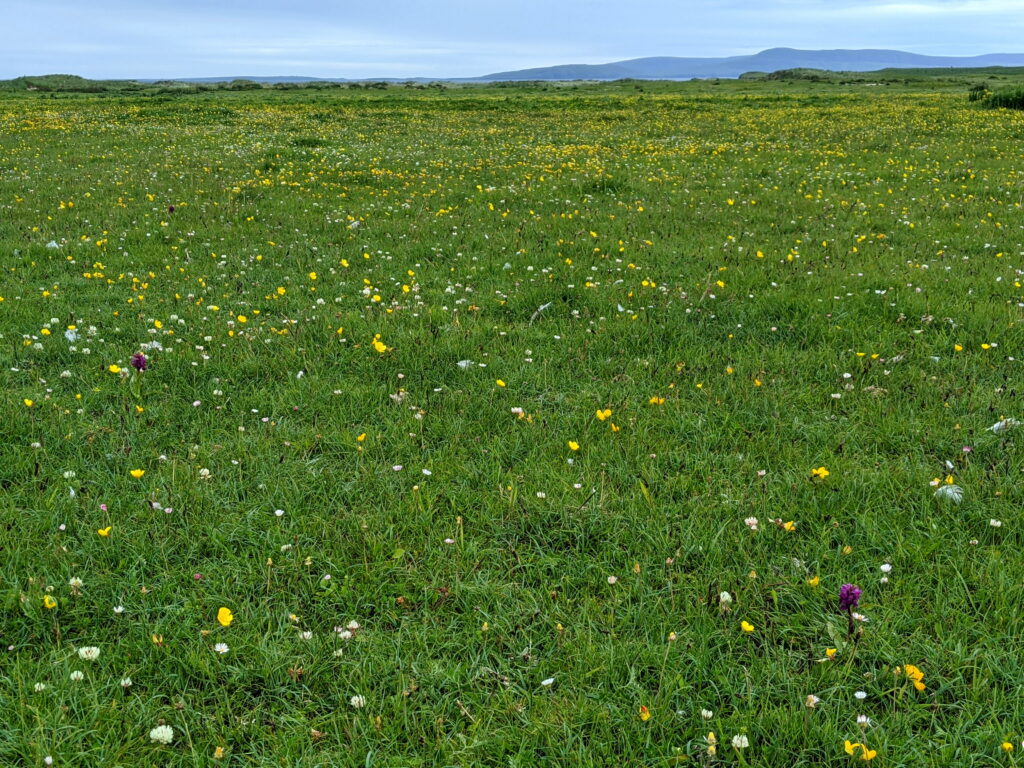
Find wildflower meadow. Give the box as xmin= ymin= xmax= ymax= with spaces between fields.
xmin=1 ymin=79 xmax=1023 ymax=766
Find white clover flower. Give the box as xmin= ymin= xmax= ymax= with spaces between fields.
xmin=880 ymin=563 xmax=892 ymax=573
xmin=77 ymin=646 xmax=100 ymax=661
xmin=934 ymin=484 xmax=963 ymax=504
xmin=731 ymin=734 xmax=749 ymax=749
xmin=744 ymin=517 xmax=759 ymax=531
xmin=349 ymin=695 xmax=366 ymax=708
xmin=68 ymin=577 xmax=83 ymax=589
xmin=149 ymin=725 xmax=174 ymax=744
xmin=719 ymin=591 xmax=733 ymax=605
xmin=120 ymin=677 xmax=132 ymax=688
xmin=70 ymin=670 xmax=84 ymax=682
xmin=34 ymin=683 xmax=47 ymax=692
xmin=990 ymin=519 xmax=1003 ymax=528
xmin=701 ymin=708 xmax=714 ymax=720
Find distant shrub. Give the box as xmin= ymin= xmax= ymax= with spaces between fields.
xmin=983 ymin=87 xmax=1024 ymax=110
xmin=967 ymin=84 xmax=991 ymax=102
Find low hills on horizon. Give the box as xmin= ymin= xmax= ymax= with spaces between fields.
xmin=6 ymin=48 xmax=1024 ymax=88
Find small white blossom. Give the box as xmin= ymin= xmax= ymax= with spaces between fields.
xmin=77 ymin=646 xmax=100 ymax=661
xmin=149 ymin=725 xmax=174 ymax=744
xmin=701 ymin=708 xmax=714 ymax=720
xmin=70 ymin=670 xmax=84 ymax=682
xmin=349 ymin=695 xmax=366 ymax=708
xmin=731 ymin=734 xmax=749 ymax=749
xmin=214 ymin=643 xmax=229 ymax=654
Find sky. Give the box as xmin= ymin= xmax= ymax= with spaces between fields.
xmin=4 ymin=0 xmax=1024 ymax=79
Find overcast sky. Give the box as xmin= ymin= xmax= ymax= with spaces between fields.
xmin=4 ymin=0 xmax=1024 ymax=79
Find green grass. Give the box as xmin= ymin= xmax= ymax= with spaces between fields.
xmin=0 ymin=80 xmax=1023 ymax=767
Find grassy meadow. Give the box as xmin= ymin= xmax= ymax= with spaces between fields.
xmin=1 ymin=79 xmax=1023 ymax=766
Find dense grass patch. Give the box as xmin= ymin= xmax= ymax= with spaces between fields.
xmin=0 ymin=80 xmax=1023 ymax=766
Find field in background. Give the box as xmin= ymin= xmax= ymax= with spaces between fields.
xmin=1 ymin=80 xmax=1023 ymax=766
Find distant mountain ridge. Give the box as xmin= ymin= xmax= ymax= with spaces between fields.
xmin=480 ymin=47 xmax=1024 ymax=81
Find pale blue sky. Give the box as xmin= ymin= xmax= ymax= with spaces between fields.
xmin=4 ymin=0 xmax=1023 ymax=79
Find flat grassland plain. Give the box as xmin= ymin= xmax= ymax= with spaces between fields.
xmin=1 ymin=80 xmax=1023 ymax=767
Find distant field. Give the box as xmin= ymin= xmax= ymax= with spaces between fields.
xmin=1 ymin=81 xmax=1022 ymax=766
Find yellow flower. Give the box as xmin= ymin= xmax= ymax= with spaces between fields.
xmin=595 ymin=408 xmax=611 ymax=421
xmin=214 ymin=746 xmax=225 ymax=759
xmin=807 ymin=576 xmax=820 ymax=587
xmin=130 ymin=469 xmax=145 ymax=479
xmin=217 ymin=607 xmax=234 ymax=627
xmin=610 ymin=423 xmax=620 ymax=432
xmin=825 ymin=647 xmax=837 ymax=659
xmin=236 ymin=315 xmax=247 ymax=323
xmin=901 ymin=664 xmax=926 ymax=691
xmin=97 ymin=526 xmax=112 ymax=537
xmin=639 ymin=705 xmax=651 ymax=721
xmin=108 ymin=364 xmax=121 ymax=374
xmin=372 ymin=339 xmax=387 ymax=354
xmin=308 ymin=272 xmax=317 ymax=280
xmin=567 ymin=441 xmax=579 ymax=451
xmin=648 ymin=396 xmax=665 ymax=405
xmin=740 ymin=621 xmax=755 ymax=633
xmin=495 ymin=379 xmax=506 ymax=388
xmin=356 ymin=433 xmax=366 ymax=442
xmin=782 ymin=520 xmax=796 ymax=532
xmin=42 ymin=595 xmax=57 ymax=609
xmin=23 ymin=399 xmax=33 ymax=407
xmin=1002 ymin=742 xmax=1014 ymax=752
xmin=811 ymin=466 xmax=830 ymax=479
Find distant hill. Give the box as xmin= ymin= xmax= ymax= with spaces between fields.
xmin=480 ymin=48 xmax=1024 ymax=81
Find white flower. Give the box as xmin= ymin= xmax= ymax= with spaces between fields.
xmin=880 ymin=563 xmax=892 ymax=573
xmin=349 ymin=695 xmax=366 ymax=708
xmin=744 ymin=517 xmax=759 ymax=531
xmin=113 ymin=605 xmax=125 ymax=614
xmin=540 ymin=677 xmax=555 ymax=687
xmin=719 ymin=591 xmax=733 ymax=605
xmin=77 ymin=646 xmax=100 ymax=661
xmin=851 ymin=612 xmax=869 ymax=623
xmin=214 ymin=643 xmax=229 ymax=654
xmin=607 ymin=575 xmax=618 ymax=585
xmin=68 ymin=577 xmax=83 ymax=589
xmin=120 ymin=677 xmax=133 ymax=688
xmin=149 ymin=725 xmax=174 ymax=744
xmin=933 ymin=484 xmax=963 ymax=504
xmin=990 ymin=519 xmax=1003 ymax=527
xmin=805 ymin=694 xmax=820 ymax=708
xmin=70 ymin=670 xmax=84 ymax=682
xmin=857 ymin=714 xmax=871 ymax=728
xmin=731 ymin=734 xmax=749 ymax=749
xmin=456 ymin=360 xmax=474 ymax=369
xmin=854 ymin=690 xmax=867 ymax=700
xmin=988 ymin=418 xmax=1021 ymax=434
xmin=34 ymin=683 xmax=47 ymax=692
xmin=274 ymin=509 xmax=284 ymax=517
xmin=346 ymin=620 xmax=360 ymax=630
xmin=701 ymin=708 xmax=714 ymax=720
xmin=44 ymin=757 xmax=53 ymax=766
